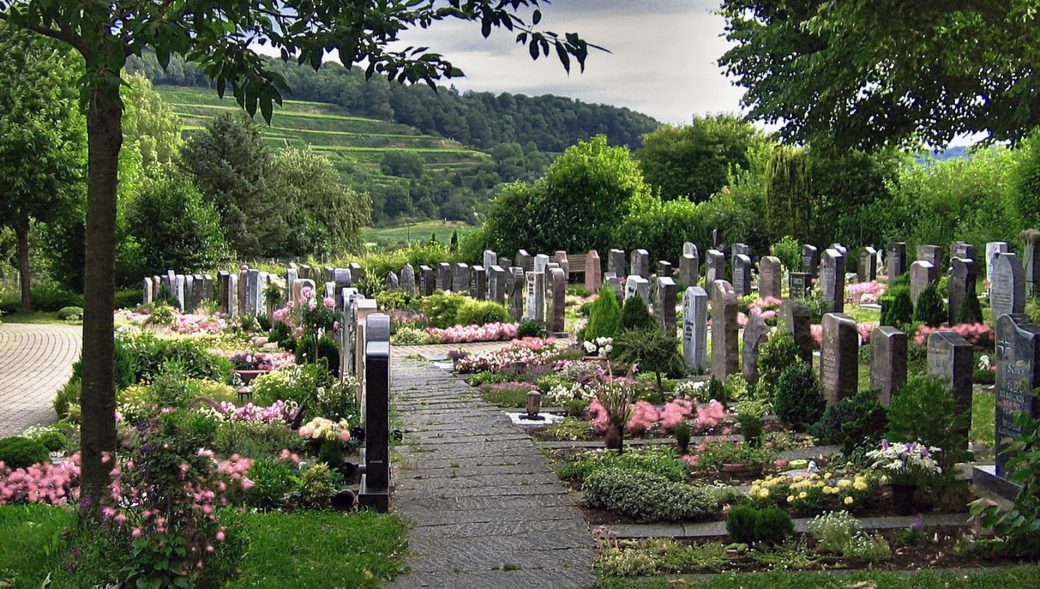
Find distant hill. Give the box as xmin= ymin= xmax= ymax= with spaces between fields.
xmin=914 ymin=145 xmax=970 ymax=165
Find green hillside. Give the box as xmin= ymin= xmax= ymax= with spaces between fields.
xmin=157 ymin=86 xmax=490 ymax=178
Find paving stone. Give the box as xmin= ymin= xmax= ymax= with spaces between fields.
xmin=0 ymin=324 xmax=82 ymax=437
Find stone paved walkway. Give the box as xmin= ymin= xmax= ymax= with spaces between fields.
xmin=390 ymin=358 xmax=596 ymax=589
xmin=0 ymin=323 xmax=82 ymax=437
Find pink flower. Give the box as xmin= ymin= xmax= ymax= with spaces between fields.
xmin=216 ymin=530 xmax=226 ymax=542
xmin=131 ymin=528 xmax=142 ymax=538
xmin=338 ymin=429 xmax=352 ymax=443
xmin=241 ymin=477 xmax=254 ymax=491
xmin=627 ymin=400 xmax=660 ymax=433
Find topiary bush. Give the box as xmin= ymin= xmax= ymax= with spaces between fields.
xmin=421 ymin=292 xmax=467 ymax=328
xmin=772 ymin=363 xmax=826 ymax=432
xmin=887 ymin=377 xmax=970 ymax=468
xmin=880 ymin=285 xmax=913 ymax=327
xmin=56 ymin=306 xmax=84 ymax=320
xmin=612 ymin=327 xmax=684 ymax=392
xmin=756 ymin=329 xmax=802 ymax=400
xmin=913 ymin=283 xmax=947 ymax=328
xmin=620 ymin=296 xmax=656 ymax=332
xmin=584 ymin=287 xmax=623 ymax=341
xmin=557 ymin=449 xmax=691 ymax=483
xmin=455 ymin=300 xmax=512 ymax=326
xmin=726 ymin=504 xmax=759 ymax=545
xmin=809 ymin=390 xmax=888 ymax=456
xmin=0 ymin=436 xmax=50 ymax=469
xmin=582 ymin=468 xmax=718 ymax=522
xmin=726 ymin=505 xmax=794 ymax=546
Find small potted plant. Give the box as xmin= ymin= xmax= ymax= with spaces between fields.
xmin=866 ymin=440 xmax=942 ymax=515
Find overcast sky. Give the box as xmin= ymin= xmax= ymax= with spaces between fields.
xmin=397 ymin=0 xmax=742 ymax=124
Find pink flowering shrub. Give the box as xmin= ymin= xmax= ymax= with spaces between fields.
xmin=626 ymin=401 xmax=660 ymax=433
xmin=454 ymin=338 xmax=561 ymax=373
xmin=210 ymin=349 xmax=296 ymax=371
xmin=846 ymin=281 xmax=886 ymax=304
xmin=172 ymin=313 xmax=228 ymax=335
xmin=914 ymin=323 xmax=994 ymax=351
xmin=217 ymin=400 xmax=296 ymax=423
xmin=427 ymin=322 xmax=519 ymax=344
xmin=0 ymin=453 xmax=80 ymax=505
xmin=693 ymin=401 xmax=729 ymax=433
xmin=809 ymin=323 xmax=871 ymax=347
xmin=588 ymin=399 xmax=610 ymax=433
xmin=660 ymin=399 xmax=694 ymax=431
xmin=749 ymin=296 xmax=782 ymax=324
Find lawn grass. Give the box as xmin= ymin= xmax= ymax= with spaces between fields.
xmin=362 ymin=220 xmax=476 ymax=245
xmin=0 ymin=311 xmax=70 ymax=324
xmin=0 ymin=506 xmax=407 ymax=589
xmin=973 ymin=389 xmax=996 ymax=446
xmin=588 ymin=566 xmax=1040 ymax=589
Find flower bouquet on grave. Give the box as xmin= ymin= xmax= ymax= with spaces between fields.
xmin=582 ymin=337 xmax=614 ymax=360
xmin=866 ymin=440 xmax=942 ymax=514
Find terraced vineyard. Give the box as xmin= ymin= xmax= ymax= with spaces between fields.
xmin=157 ymin=85 xmax=491 ymax=178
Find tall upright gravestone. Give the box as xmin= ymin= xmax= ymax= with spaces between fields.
xmin=585 ymin=250 xmax=602 ymax=292
xmin=469 ymin=266 xmax=487 ymax=300
xmin=758 ymin=256 xmax=781 ymax=300
xmin=553 ymin=251 xmax=570 ymax=278
xmin=436 ymin=263 xmax=450 ymax=290
xmin=996 ymin=314 xmax=1040 ymax=474
xmin=358 ymin=313 xmax=390 ymax=512
xmin=489 ymin=265 xmax=507 ymax=304
xmin=682 ymin=287 xmax=708 ymax=371
xmin=871 ymin=326 xmax=907 ymax=406
xmin=452 ymin=263 xmax=469 ymax=293
xmin=705 ymin=249 xmax=725 ymax=286
xmin=991 ymin=253 xmax=1025 ymax=321
xmin=927 ymin=330 xmax=974 ymax=438
xmin=711 ymin=280 xmax=739 ymax=380
xmin=419 ymin=265 xmax=435 ymax=296
xmin=655 ymin=277 xmax=677 ymax=334
xmin=888 ymin=242 xmax=907 ymax=279
xmin=400 ymin=264 xmax=416 ymax=296
xmin=679 ymin=249 xmax=699 ymax=288
xmin=789 ymin=272 xmax=811 ymax=299
xmin=515 ymin=249 xmax=533 ymax=272
xmin=859 ymin=247 xmax=878 ymax=282
xmin=782 ymin=300 xmax=813 ymax=366
xmin=820 ymin=313 xmax=858 ymax=405
xmin=607 ymin=249 xmax=625 ymax=278
xmin=547 ymin=268 xmax=567 ymax=333
xmin=524 ymin=271 xmax=545 ymax=323
xmin=732 ymin=254 xmax=752 ymax=297
xmin=820 ymin=248 xmax=845 ymax=313
xmin=625 ymin=276 xmax=650 ymax=304
xmin=948 ymin=257 xmax=978 ymax=324
xmin=801 ymin=244 xmax=819 ymax=277
xmin=631 ymin=249 xmax=650 ymax=279
xmin=1023 ymin=230 xmax=1040 ymax=296
xmin=482 ymin=250 xmax=498 ymax=273
xmin=909 ymin=260 xmax=937 ymax=306
xmin=917 ymin=244 xmax=942 ymax=269
xmin=508 ymin=267 xmax=525 ymax=321
xmin=742 ymin=312 xmax=769 ymax=384
xmin=986 ymin=242 xmax=1009 ymax=288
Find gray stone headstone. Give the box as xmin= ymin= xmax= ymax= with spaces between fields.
xmin=605 ymin=274 xmax=623 ymax=303
xmin=515 ymin=249 xmax=533 ymax=272
xmin=859 ymin=246 xmax=878 ymax=282
xmin=683 ymin=242 xmax=698 ymax=257
xmin=533 ymin=254 xmax=550 ymax=274
xmin=547 ymin=268 xmax=566 ymax=333
xmin=711 ymin=280 xmax=739 ymax=380
xmin=732 ymin=254 xmax=752 ymax=297
xmin=436 ymin=263 xmax=451 ymax=291
xmin=553 ymin=251 xmax=570 ymax=277
xmin=183 ymin=275 xmax=196 ymax=312
xmin=910 ymin=260 xmax=938 ymax=306
xmin=332 ymin=269 xmax=351 ymax=309
xmin=789 ymin=272 xmax=811 ymax=299
xmin=655 ymin=277 xmax=677 ymax=334
xmin=1023 ymin=230 xmax=1040 ymax=296
xmin=948 ymin=257 xmax=978 ymax=324
xmin=625 ymin=275 xmax=650 ymax=304
xmin=705 ymin=249 xmax=726 ymax=286
xmin=679 ymin=253 xmax=699 ymax=288
xmin=608 ymin=249 xmax=626 ymax=277
xmin=585 ymin=250 xmax=603 ymax=293
xmin=300 ymin=264 xmax=313 ymax=281
xmin=801 ymin=244 xmax=819 ymax=277
xmin=349 ymin=262 xmax=365 ymax=286
xmin=986 ymin=242 xmax=1009 ymax=288
xmin=927 ymin=330 xmax=974 ymax=440
xmin=174 ymin=274 xmax=186 ymax=311
xmin=952 ymin=241 xmax=976 ymax=263
xmin=452 ymin=263 xmax=469 ymax=293
xmin=216 ymin=271 xmax=230 ymax=313
xmin=631 ymin=249 xmax=650 ymax=279
xmin=286 ymin=263 xmax=298 ymax=286
xmin=888 ymin=242 xmax=907 ymax=279
xmin=682 ymin=286 xmax=708 ymax=371
xmin=142 ymin=278 xmax=153 ymax=305
xmin=820 ymin=312 xmax=858 ymax=405
xmin=226 ymin=273 xmax=239 ymax=317
xmin=992 ymin=253 xmax=1025 ymax=321
xmin=759 ymin=256 xmax=782 ymax=300
xmin=509 ymin=268 xmax=525 ymax=321
xmin=732 ymin=242 xmax=750 ymax=261
xmin=830 ymin=243 xmax=848 ymax=257
xmin=152 ymin=276 xmax=161 ymax=302
xmin=323 ymin=265 xmax=336 ymax=285
xmin=246 ymin=270 xmax=261 ymax=316
xmin=470 ymin=266 xmax=487 ymax=300
xmin=871 ymin=326 xmax=907 ymax=406
xmin=782 ymin=299 xmax=813 ymax=366
xmin=712 ymin=228 xmax=721 ymax=248
xmin=996 ymin=314 xmax=1040 ymax=474
xmin=418 ymin=265 xmax=434 ymax=296
xmin=657 ymin=260 xmax=673 ymax=278
xmin=917 ymin=244 xmax=942 ymax=269
xmin=497 ymin=255 xmax=511 ymax=269
xmin=385 ymin=271 xmax=400 ymax=291
xmin=400 ymin=264 xmax=416 ymax=296
xmin=524 ymin=272 xmax=545 ymax=323
xmin=820 ymin=248 xmax=845 ymax=313
xmin=189 ymin=273 xmax=204 ymax=310
xmin=237 ymin=265 xmax=249 ymax=316
xmin=482 ymin=250 xmax=498 ymax=273
xmin=489 ymin=265 xmax=507 ymax=304
xmin=202 ymin=275 xmax=214 ymax=304
xmin=742 ymin=312 xmax=769 ymax=385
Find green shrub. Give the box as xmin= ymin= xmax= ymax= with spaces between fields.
xmin=0 ymin=283 xmax=83 ymax=314
xmin=455 ymin=300 xmax=512 ymax=326
xmin=246 ymin=458 xmax=296 ymax=510
xmin=53 ymin=378 xmax=81 ymax=420
xmin=957 ymin=286 xmax=984 ymax=324
xmin=0 ymin=437 xmax=50 ymax=469
xmin=612 ymin=328 xmax=684 ymax=392
xmin=620 ymin=296 xmax=656 ymax=332
xmin=316 ymin=335 xmax=340 ymax=375
xmin=290 ymin=463 xmax=336 ymax=509
xmin=118 ymin=332 xmax=232 ymax=384
xmin=887 ymin=376 xmax=970 ymax=468
xmin=517 ymin=321 xmax=547 ymax=338
xmin=162 ymin=408 xmax=220 ymax=446
xmin=880 ymin=286 xmax=914 ymax=327
xmin=756 ymin=328 xmax=801 ymax=396
xmin=585 ymin=287 xmax=623 ymax=341
xmin=391 ymin=327 xmax=434 ymax=345
xmin=913 ymin=283 xmax=946 ymax=328
xmin=809 ymin=390 xmax=888 ymax=455
xmin=841 ymin=533 xmax=892 ymax=562
xmin=375 ymin=289 xmax=413 ymax=313
xmin=726 ymin=505 xmax=794 ymax=546
xmin=557 ymin=449 xmax=690 ymax=483
xmin=807 ymin=510 xmax=863 ymax=554
xmin=56 ymin=306 xmax=83 ymax=320
xmin=582 ymin=468 xmax=717 ymax=522
xmin=146 ymin=363 xmax=199 ymax=408
xmin=770 ymin=236 xmax=801 ymax=272
xmin=251 ymin=363 xmax=334 ymax=409
xmin=772 ymin=363 xmax=825 ymax=432
xmin=22 ymin=428 xmax=68 ymax=452
xmin=214 ymin=421 xmax=304 ymax=459
xmin=268 ymin=321 xmax=292 ymax=344
xmin=421 ymin=292 xmax=467 ymax=328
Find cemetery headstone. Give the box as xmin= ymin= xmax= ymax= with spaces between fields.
xmin=801 ymin=244 xmax=819 ymax=277
xmin=237 ymin=265 xmax=249 ymax=315
xmin=683 ymin=241 xmax=698 ymax=257
xmin=759 ymin=256 xmax=782 ymax=299
xmin=418 ymin=265 xmax=434 ymax=296
xmin=952 ymin=241 xmax=976 ymax=263
xmin=1023 ymin=230 xmax=1040 ymax=295
xmin=927 ymin=330 xmax=974 ymax=438
xmin=986 ymin=242 xmax=1009 ymax=288
xmin=682 ymin=286 xmax=708 ymax=371
xmin=732 ymin=253 xmax=752 ymax=296
xmin=711 ymin=228 xmax=721 ymax=248
xmin=585 ymin=250 xmax=603 ymax=292
xmin=625 ymin=275 xmax=650 ymax=304
xmin=483 ymin=250 xmax=498 ymax=272
xmin=246 ymin=270 xmax=261 ymax=316
xmin=436 ymin=263 xmax=450 ymax=290
xmin=608 ymin=249 xmax=625 ymax=277
xmin=226 ymin=273 xmax=239 ymax=317
xmin=732 ymin=242 xmax=750 ymax=261
xmin=655 ymin=277 xmax=677 ymax=334
xmin=871 ymin=326 xmax=907 ymax=405
xmin=859 ymin=246 xmax=878 ymax=282
xmin=533 ymin=254 xmax=550 ymax=274
xmin=888 ymin=242 xmax=907 ymax=278
xmin=452 ymin=263 xmax=469 ymax=292
xmin=992 ymin=253 xmax=1025 ymax=321
xmin=400 ymin=264 xmax=416 ymax=296
xmin=509 ymin=267 xmax=525 ymax=321
xmin=349 ymin=262 xmax=364 ymax=286
xmin=547 ymin=268 xmax=567 ymax=333
xmin=917 ymin=244 xmax=942 ymax=269
xmin=742 ymin=312 xmax=769 ymax=384
xmin=202 ymin=275 xmax=214 ymax=303
xmin=216 ymin=271 xmax=230 ymax=312
xmin=705 ymin=249 xmax=726 ymax=286
xmin=679 ymin=251 xmax=699 ymax=288
xmin=631 ymin=249 xmax=650 ymax=279
xmin=524 ymin=272 xmax=545 ymax=323
xmin=657 ymin=260 xmax=673 ymax=278
xmin=948 ymin=257 xmax=978 ymax=324
xmin=789 ymin=272 xmax=811 ymax=299
xmin=286 ymin=263 xmax=298 ymax=286
xmin=515 ymin=249 xmax=533 ymax=272
xmin=489 ymin=265 xmax=507 ymax=304
xmin=358 ymin=313 xmax=391 ymax=512
xmin=820 ymin=248 xmax=845 ymax=313
xmin=830 ymin=243 xmax=848 ymax=257
xmin=820 ymin=312 xmax=858 ymax=405
xmin=910 ymin=260 xmax=938 ymax=306
xmin=470 ymin=266 xmax=487 ymax=300
xmin=605 ymin=274 xmax=623 ymax=302
xmin=142 ymin=278 xmax=153 ymax=305
xmin=711 ymin=280 xmax=739 ymax=380
xmin=183 ymin=275 xmax=195 ymax=312
xmin=385 ymin=271 xmax=399 ymax=290
xmin=553 ymin=251 xmax=570 ymax=277
xmin=995 ymin=314 xmax=1040 ymax=474
xmin=782 ymin=299 xmax=813 ymax=365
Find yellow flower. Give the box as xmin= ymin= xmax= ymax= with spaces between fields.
xmin=787 ymin=495 xmax=795 ymax=503
xmin=798 ymin=491 xmax=808 ymax=499
xmin=824 ymin=472 xmax=833 ymax=479
xmin=837 ymin=479 xmax=852 ymax=488
xmin=844 ymin=496 xmax=854 ymax=506
xmin=793 ymin=475 xmax=804 ymax=483
xmin=758 ymin=489 xmax=770 ymax=499
xmin=853 ymin=481 xmax=868 ymax=491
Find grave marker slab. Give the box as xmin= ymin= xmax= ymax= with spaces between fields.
xmin=711 ymin=280 xmax=739 ymax=380
xmin=992 ymin=253 xmax=1025 ymax=321
xmin=782 ymin=300 xmax=813 ymax=365
xmin=436 ymin=263 xmax=450 ymax=291
xmin=859 ymin=247 xmax=878 ymax=282
xmin=608 ymin=249 xmax=625 ymax=277
xmin=489 ymin=265 xmax=507 ymax=303
xmin=927 ymin=330 xmax=974 ymax=439
xmin=742 ymin=312 xmax=769 ymax=385
xmin=553 ymin=251 xmax=570 ymax=277
xmin=142 ymin=278 xmax=153 ymax=305
xmin=910 ymin=260 xmax=938 ymax=306
xmin=917 ymin=244 xmax=942 ymax=269
xmin=820 ymin=313 xmax=858 ymax=405
xmin=705 ymin=249 xmax=725 ymax=286
xmin=400 ymin=264 xmax=416 ymax=296
xmin=996 ymin=314 xmax=1040 ymax=474
xmin=683 ymin=242 xmax=698 ymax=257
xmin=820 ymin=248 xmax=845 ymax=313
xmin=888 ymin=242 xmax=907 ymax=278
xmin=605 ymin=274 xmax=623 ymax=303
xmin=483 ymin=250 xmax=498 ymax=272
xmin=679 ymin=253 xmax=699 ymax=288
xmin=385 ymin=271 xmax=399 ymax=290
xmin=631 ymin=249 xmax=650 ymax=279
xmin=515 ymin=249 xmax=533 ymax=272
xmin=547 ymin=268 xmax=567 ymax=333
xmin=657 ymin=260 xmax=673 ymax=278
xmin=948 ymin=257 xmax=978 ymax=324
xmin=789 ymin=272 xmax=811 ymax=299
xmin=759 ymin=256 xmax=782 ymax=300
xmin=533 ymin=254 xmax=550 ymax=274
xmin=801 ymin=244 xmax=819 ymax=277
xmin=509 ymin=268 xmax=525 ymax=321
xmin=1024 ymin=230 xmax=1040 ymax=296
xmin=655 ymin=277 xmax=677 ymax=334
xmin=585 ymin=250 xmax=603 ymax=292
xmin=682 ymin=287 xmax=708 ymax=371
xmin=871 ymin=326 xmax=907 ymax=405
xmin=625 ymin=275 xmax=650 ymax=304
xmin=986 ymin=242 xmax=1009 ymax=288
xmin=524 ymin=272 xmax=545 ymax=323
xmin=470 ymin=266 xmax=487 ymax=300
xmin=452 ymin=263 xmax=469 ymax=292
xmin=732 ymin=253 xmax=752 ymax=297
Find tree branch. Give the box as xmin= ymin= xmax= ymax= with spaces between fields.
xmin=0 ymin=12 xmax=89 ymax=56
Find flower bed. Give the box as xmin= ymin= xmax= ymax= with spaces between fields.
xmin=425 ymin=322 xmax=519 ymax=344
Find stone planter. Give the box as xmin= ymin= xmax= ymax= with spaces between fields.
xmin=233 ymin=369 xmax=269 ymax=384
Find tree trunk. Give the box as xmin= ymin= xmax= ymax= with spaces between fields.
xmin=15 ymin=223 xmax=31 ymax=313
xmin=78 ymin=77 xmax=122 ymax=510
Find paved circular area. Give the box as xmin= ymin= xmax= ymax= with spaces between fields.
xmin=0 ymin=323 xmax=82 ymax=437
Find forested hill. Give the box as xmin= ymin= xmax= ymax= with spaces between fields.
xmin=126 ymin=52 xmax=660 ymax=153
